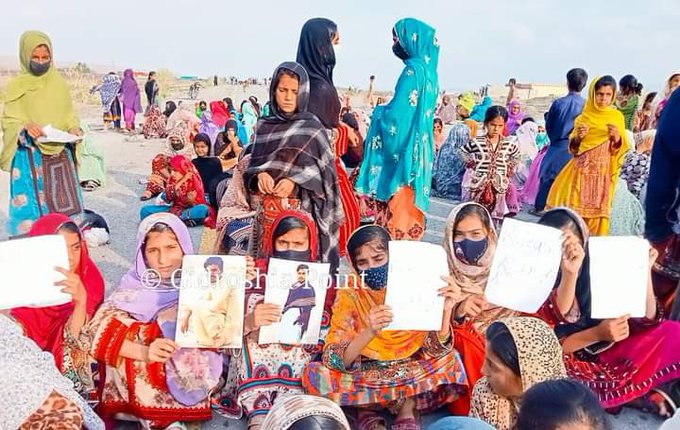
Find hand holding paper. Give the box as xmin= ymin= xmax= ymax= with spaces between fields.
xmin=0 ymin=235 xmax=71 ymax=310
xmin=485 ymin=218 xmax=563 ymax=313
xmin=383 ymin=241 xmax=449 ymax=331
xmin=37 ymin=124 xmax=82 ymax=144
xmin=588 ymin=236 xmax=648 ymax=319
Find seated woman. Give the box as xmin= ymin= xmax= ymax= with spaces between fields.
xmin=166 ymin=102 xmax=200 ymax=139
xmin=140 ymin=126 xmax=194 ymax=201
xmin=142 ymin=105 xmax=167 ymax=139
xmin=140 ymin=155 xmax=212 ymax=227
xmin=609 ymin=177 xmax=645 ymax=236
xmin=215 ymin=119 xmax=244 ymax=171
xmin=536 ymin=208 xmax=680 ymax=417
xmin=199 ymin=110 xmax=220 ymax=147
xmin=245 ymin=61 xmax=343 ymax=271
xmin=84 ymin=213 xmax=222 ymax=429
xmin=1 ymin=314 xmax=104 ymax=430
xmin=261 ymin=395 xmax=351 ymax=430
xmin=11 ymin=214 xmax=105 ymax=399
xmin=303 ymin=225 xmax=467 ymax=430
xmin=620 ymin=129 xmax=655 ymax=201
xmin=214 ymin=210 xmax=335 ymax=430
xmin=516 ymin=379 xmax=612 ymax=430
xmin=443 ymin=202 xmax=518 ymax=415
xmin=432 ymin=93 xmax=476 ymax=201
xmin=469 ymin=317 xmax=567 ymax=430
xmin=163 ymin=101 xmax=177 ymax=119
xmin=215 ymin=147 xmax=259 ymax=255
xmin=191 ymin=132 xmax=225 ymax=208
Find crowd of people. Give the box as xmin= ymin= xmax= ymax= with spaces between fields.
xmin=2 ymin=16 xmax=680 ymax=430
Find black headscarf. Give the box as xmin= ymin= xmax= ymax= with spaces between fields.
xmin=296 ymin=18 xmax=341 ymax=129
xmin=538 ymin=208 xmax=598 ymax=340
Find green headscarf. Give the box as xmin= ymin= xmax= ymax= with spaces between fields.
xmin=616 ymin=94 xmax=639 ymax=131
xmin=1 ymin=31 xmax=80 ymax=171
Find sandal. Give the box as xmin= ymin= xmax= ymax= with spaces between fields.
xmin=140 ymin=192 xmax=153 ymax=201
xmin=391 ymin=417 xmax=420 ymax=430
xmin=164 ymin=422 xmax=188 ymax=430
xmin=357 ymin=410 xmax=387 ymax=430
xmin=81 ymin=180 xmax=99 ymax=192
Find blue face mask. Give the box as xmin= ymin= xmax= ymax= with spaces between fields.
xmin=361 ymin=262 xmax=389 ymax=290
xmin=453 ymin=238 xmax=488 ymax=265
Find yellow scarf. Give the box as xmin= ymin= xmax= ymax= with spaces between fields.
xmin=569 ymin=77 xmax=630 ymax=159
xmin=326 ymin=276 xmax=427 ymax=361
xmin=1 ymin=31 xmax=80 ymax=171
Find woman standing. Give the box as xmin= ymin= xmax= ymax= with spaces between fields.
xmin=245 ymin=62 xmax=343 ymax=271
xmin=460 ymin=106 xmax=520 ymax=222
xmin=506 ymin=100 xmax=525 ymax=136
xmin=356 ymin=18 xmax=440 ymax=240
xmin=546 ymin=76 xmax=630 ymax=236
xmin=119 ymin=69 xmax=142 ymax=133
xmin=616 ymin=74 xmax=643 ymax=131
xmin=90 ymin=72 xmax=122 ymax=130
xmin=240 ymin=99 xmax=258 ymax=143
xmin=296 ymin=17 xmax=361 ymax=254
xmin=1 ymin=31 xmax=84 ymax=236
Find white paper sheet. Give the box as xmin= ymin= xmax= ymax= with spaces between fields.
xmin=258 ymin=259 xmax=330 ymax=345
xmin=37 ymin=124 xmax=81 ymax=143
xmin=0 ymin=235 xmax=70 ymax=309
xmin=383 ymin=241 xmax=449 ymax=331
xmin=589 ymin=236 xmax=648 ymax=319
xmin=486 ymin=218 xmax=563 ymax=313
xmin=175 ymin=255 xmax=246 ymax=349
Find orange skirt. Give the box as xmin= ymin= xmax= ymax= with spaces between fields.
xmin=375 ymin=187 xmax=425 ymax=240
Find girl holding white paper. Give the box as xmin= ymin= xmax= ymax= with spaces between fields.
xmin=303 ymin=225 xmax=467 ymax=430
xmin=84 ymin=213 xmax=222 ymax=429
xmin=536 ymin=208 xmax=680 ymax=417
xmin=10 ymin=214 xmax=105 ymax=400
xmin=215 ymin=210 xmax=334 ymax=430
xmin=443 ymin=202 xmax=519 ymax=415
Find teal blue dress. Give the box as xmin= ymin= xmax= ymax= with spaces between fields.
xmin=355 ymin=18 xmax=440 ymax=213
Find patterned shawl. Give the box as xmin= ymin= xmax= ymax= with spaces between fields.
xmin=96 ymin=73 xmax=121 ymax=112
xmin=444 ymin=202 xmax=517 ymax=333
xmin=470 ymin=317 xmax=567 ymax=430
xmin=245 ymin=61 xmax=343 ymax=267
xmin=261 ymin=395 xmax=351 ymax=430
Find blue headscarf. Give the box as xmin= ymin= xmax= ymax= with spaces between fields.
xmin=470 ymin=96 xmax=493 ymax=122
xmin=355 ymin=18 xmax=440 ymax=212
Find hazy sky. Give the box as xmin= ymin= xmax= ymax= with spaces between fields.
xmin=2 ymin=0 xmax=678 ymax=92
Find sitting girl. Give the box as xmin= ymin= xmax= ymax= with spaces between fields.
xmin=537 ymin=208 xmax=680 ymax=417
xmin=140 ymin=154 xmax=212 ymax=227
xmin=214 ymin=210 xmax=335 ymax=430
xmin=11 ymin=214 xmax=105 ymax=399
xmin=303 ymin=225 xmax=467 ymax=430
xmin=469 ymin=317 xmax=566 ymax=430
xmin=84 ymin=213 xmax=222 ymax=429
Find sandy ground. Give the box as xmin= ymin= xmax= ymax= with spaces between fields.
xmin=0 ymin=84 xmax=666 ymax=429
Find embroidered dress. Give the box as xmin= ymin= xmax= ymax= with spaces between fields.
xmin=303 ymin=275 xmax=467 ymax=412
xmin=9 ymin=132 xmax=84 ymax=235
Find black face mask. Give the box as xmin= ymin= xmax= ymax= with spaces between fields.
xmin=29 ymin=60 xmax=51 ymax=76
xmin=392 ymin=42 xmax=410 ymax=61
xmin=274 ymin=249 xmax=311 ymax=262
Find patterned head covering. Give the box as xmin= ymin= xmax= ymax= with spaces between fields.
xmin=261 ymin=395 xmax=350 ymax=430
xmin=470 ymin=316 xmax=567 ymax=430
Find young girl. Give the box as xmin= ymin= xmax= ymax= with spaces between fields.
xmin=304 ymin=225 xmax=467 ymax=430
xmin=460 ymin=106 xmax=520 ymax=222
xmin=11 ymin=214 xmax=105 ymax=399
xmin=546 ymin=76 xmax=630 ymax=236
xmin=536 ymin=208 xmax=680 ymax=417
xmin=140 ymin=155 xmax=212 ymax=227
xmin=444 ymin=202 xmax=518 ymax=415
xmin=469 ymin=317 xmax=566 ymax=430
xmin=85 ymin=213 xmax=222 ymax=429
